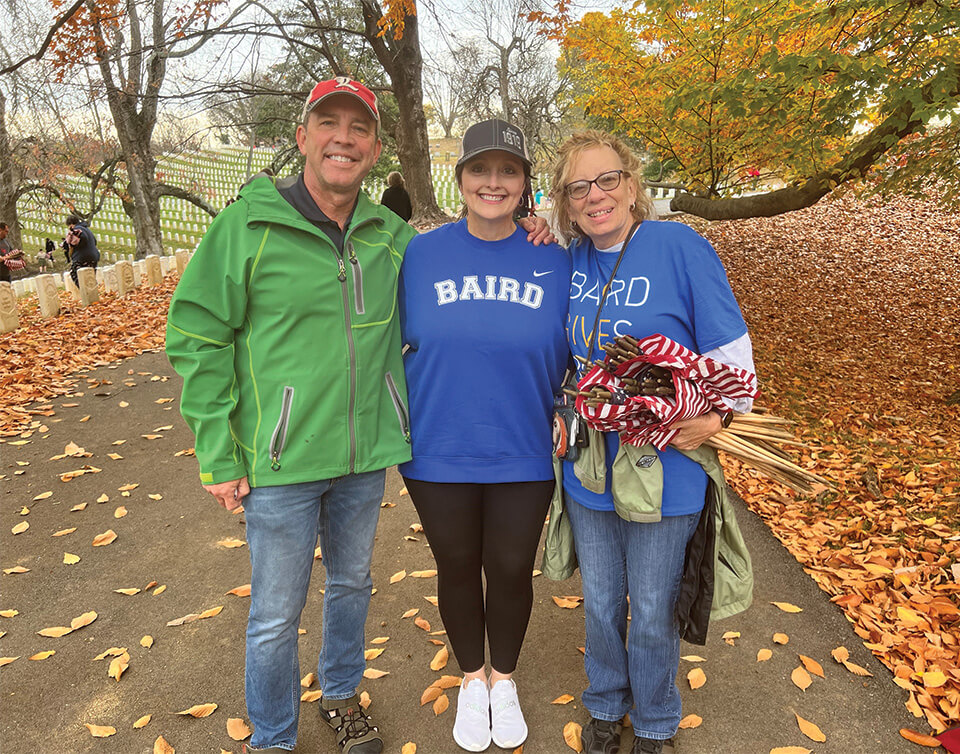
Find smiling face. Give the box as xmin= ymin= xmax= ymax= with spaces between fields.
xmin=458 ymin=151 xmax=527 ymax=238
xmin=297 ymin=94 xmax=382 ymax=201
xmin=565 ymin=145 xmax=637 ymax=249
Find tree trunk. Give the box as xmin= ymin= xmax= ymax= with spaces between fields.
xmin=0 ymin=92 xmax=22 ymax=249
xmin=360 ymin=0 xmax=446 ymax=224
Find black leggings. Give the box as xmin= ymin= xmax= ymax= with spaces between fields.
xmin=403 ymin=478 xmax=554 ymax=674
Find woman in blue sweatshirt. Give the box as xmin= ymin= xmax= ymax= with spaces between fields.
xmin=399 ymin=119 xmax=571 ymax=752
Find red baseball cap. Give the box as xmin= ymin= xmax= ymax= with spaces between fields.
xmin=302 ymin=77 xmax=379 ymax=123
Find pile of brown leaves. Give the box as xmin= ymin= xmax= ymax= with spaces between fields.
xmin=0 ymin=278 xmax=176 ymax=436
xmin=690 ymin=193 xmax=960 ymax=733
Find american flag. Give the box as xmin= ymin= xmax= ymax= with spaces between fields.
xmin=575 ymin=334 xmax=759 ymax=449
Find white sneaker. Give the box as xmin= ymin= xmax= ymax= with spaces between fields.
xmin=453 ymin=678 xmax=491 ymax=752
xmin=490 ymin=678 xmax=528 ymax=749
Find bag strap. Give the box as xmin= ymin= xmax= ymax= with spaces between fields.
xmin=584 ymin=221 xmax=642 ymax=365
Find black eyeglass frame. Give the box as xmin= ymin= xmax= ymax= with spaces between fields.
xmin=563 ymin=169 xmax=627 ymax=199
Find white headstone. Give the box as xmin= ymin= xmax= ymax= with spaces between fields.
xmin=36 ymin=275 xmax=61 ymax=317
xmin=103 ymin=266 xmax=119 ymax=294
xmin=0 ymin=282 xmax=19 ymax=333
xmin=175 ymin=251 xmax=190 ymax=275
xmin=64 ymin=272 xmax=81 ymax=300
xmin=77 ymin=267 xmax=99 ymax=306
xmin=144 ymin=255 xmax=163 ymax=286
xmin=116 ymin=261 xmax=136 ymax=297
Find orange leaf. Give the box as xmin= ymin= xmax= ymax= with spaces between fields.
xmin=414 ymin=616 xmax=431 ymax=632
xmin=791 ymin=666 xmax=812 ymax=691
xmin=678 ymin=714 xmax=702 ymax=729
xmin=227 ymin=717 xmax=252 ymax=741
xmin=301 ymin=690 xmax=323 ymax=702
xmin=29 ymin=650 xmax=56 ymax=660
xmin=133 ymin=714 xmax=151 ymax=728
xmin=359 ymin=691 xmax=372 ymax=709
xmin=365 ymin=648 xmax=385 ymax=660
xmin=390 ymin=570 xmax=407 ymax=584
xmin=92 ymin=529 xmax=117 ymax=546
xmin=552 ymin=694 xmax=575 ymax=704
xmin=771 ymin=601 xmax=803 ymax=613
xmin=199 ymin=606 xmax=224 ymax=620
xmin=141 ymin=635 xmax=154 ymax=648
xmin=430 ymin=646 xmax=449 ymax=671
xmin=84 ymin=723 xmax=116 ymax=738
xmin=401 ymin=744 xmax=417 ymax=754
xmin=798 ymin=655 xmax=824 ymax=678
xmin=757 ymin=648 xmax=773 ymax=662
xmin=2 ymin=566 xmax=29 ymax=575
xmin=11 ymin=521 xmax=29 ymax=535
xmin=226 ymin=584 xmax=251 ymax=597
xmin=402 ymin=608 xmax=420 ymax=619
xmin=433 ymin=693 xmax=449 ymax=716
xmin=108 ymin=652 xmax=129 ymax=681
xmin=421 ymin=686 xmax=442 ymax=706
xmin=899 ymin=729 xmax=941 ymax=747
xmin=71 ymin=610 xmax=97 ymax=629
xmin=154 ymin=734 xmax=175 ymax=754
xmin=177 ymin=703 xmax=217 ymax=718
xmin=795 ymin=712 xmax=826 ymax=742
xmin=114 ymin=588 xmax=141 ymax=596
xmin=37 ymin=626 xmax=73 ymax=638
xmin=687 ymin=667 xmax=706 ymax=690
xmin=363 ymin=668 xmax=389 ymax=679
xmin=410 ymin=569 xmax=438 ymax=578
xmin=773 ymin=633 xmax=790 ymax=645
xmin=216 ymin=538 xmax=246 ymax=548
xmin=434 ymin=675 xmax=462 ymax=689
xmin=63 ymin=552 xmax=80 ymax=564
xmin=563 ymin=721 xmax=583 ymax=752
xmin=52 ymin=528 xmax=76 ymax=537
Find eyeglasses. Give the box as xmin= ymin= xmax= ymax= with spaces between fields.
xmin=564 ymin=170 xmax=626 ymax=199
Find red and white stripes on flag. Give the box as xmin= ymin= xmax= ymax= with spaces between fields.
xmin=575 ymin=333 xmax=759 ymax=450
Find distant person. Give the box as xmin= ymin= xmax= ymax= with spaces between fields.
xmin=61 ymin=236 xmax=71 ymax=264
xmin=45 ymin=237 xmax=55 ymax=258
xmin=65 ymin=214 xmax=100 ymax=287
xmin=37 ymin=245 xmax=53 ymax=271
xmin=534 ymin=186 xmax=544 ymax=208
xmin=379 ymin=171 xmax=412 ymax=221
xmin=0 ymin=222 xmax=24 ymax=283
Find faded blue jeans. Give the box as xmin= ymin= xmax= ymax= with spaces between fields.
xmin=566 ymin=497 xmax=699 ymax=741
xmin=243 ymin=470 xmax=385 ymax=751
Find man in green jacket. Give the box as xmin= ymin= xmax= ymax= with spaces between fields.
xmin=166 ymin=77 xmax=551 ymax=754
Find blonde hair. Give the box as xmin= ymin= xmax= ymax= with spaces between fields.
xmin=550 ymin=130 xmax=654 ymax=243
xmin=387 ymin=171 xmax=404 ymax=188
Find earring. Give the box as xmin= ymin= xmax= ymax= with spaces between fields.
xmin=630 ymin=202 xmax=636 ymax=210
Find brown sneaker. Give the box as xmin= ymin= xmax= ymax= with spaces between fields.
xmin=320 ymin=694 xmax=383 ymax=754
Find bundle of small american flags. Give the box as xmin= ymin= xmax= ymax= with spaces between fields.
xmin=570 ymin=333 xmax=830 ymax=493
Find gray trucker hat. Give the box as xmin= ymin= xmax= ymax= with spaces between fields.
xmin=456 ymin=119 xmax=531 ymax=169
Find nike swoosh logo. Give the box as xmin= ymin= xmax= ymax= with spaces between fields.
xmin=532 ymin=270 xmax=553 ymax=277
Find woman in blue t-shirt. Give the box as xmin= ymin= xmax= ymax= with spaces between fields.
xmin=551 ymin=131 xmax=755 ymax=754
xmin=399 ymin=119 xmax=571 ymax=752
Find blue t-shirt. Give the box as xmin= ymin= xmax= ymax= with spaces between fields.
xmin=563 ymin=221 xmax=747 ymax=515
xmin=399 ymin=220 xmax=572 ymax=483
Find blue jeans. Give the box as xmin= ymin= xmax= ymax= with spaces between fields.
xmin=566 ymin=498 xmax=699 ymax=740
xmin=243 ymin=470 xmax=385 ymax=751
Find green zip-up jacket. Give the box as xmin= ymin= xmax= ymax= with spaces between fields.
xmin=165 ymin=176 xmax=418 ymax=488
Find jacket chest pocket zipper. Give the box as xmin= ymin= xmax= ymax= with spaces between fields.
xmin=384 ymin=372 xmax=411 ymax=443
xmin=270 ymin=386 xmax=295 ymax=471
xmin=348 ymin=243 xmax=365 ymax=315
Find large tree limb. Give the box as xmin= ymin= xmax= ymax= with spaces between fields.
xmin=0 ymin=0 xmax=87 ymax=76
xmin=671 ymin=67 xmax=960 ymax=220
xmin=157 ymin=184 xmax=219 ymax=217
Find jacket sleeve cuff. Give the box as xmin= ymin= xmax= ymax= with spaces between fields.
xmin=199 ymin=462 xmax=248 ymax=486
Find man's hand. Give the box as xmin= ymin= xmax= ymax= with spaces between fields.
xmin=517 ymin=215 xmax=557 ymax=246
xmin=669 ymin=412 xmax=723 ymax=451
xmin=203 ymin=476 xmax=250 ymax=511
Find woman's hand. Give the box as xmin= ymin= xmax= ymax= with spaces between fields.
xmin=669 ymin=412 xmax=723 ymax=450
xmin=517 ymin=215 xmax=556 ymax=246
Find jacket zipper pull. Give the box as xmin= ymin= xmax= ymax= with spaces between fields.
xmin=270 ymin=452 xmax=281 ymax=471
xmin=348 ymin=245 xmax=358 ymax=264
xmin=336 ymin=256 xmax=347 ymax=282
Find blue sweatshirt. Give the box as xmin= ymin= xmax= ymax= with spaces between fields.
xmin=399 ymin=220 xmax=571 ymax=483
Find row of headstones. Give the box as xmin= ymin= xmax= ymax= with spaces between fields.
xmin=0 ymin=252 xmax=193 ymax=334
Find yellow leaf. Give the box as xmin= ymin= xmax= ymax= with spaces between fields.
xmin=922 ymin=670 xmax=947 ymax=688
xmin=84 ymin=723 xmax=116 ymax=738
xmin=791 ymin=666 xmax=812 ymax=691
xmin=153 ymin=734 xmax=175 ymax=754
xmin=301 ymin=672 xmax=316 ymax=688
xmin=153 ymin=585 xmax=166 ymax=596
xmin=141 ymin=635 xmax=154 ymax=648
xmin=133 ymin=714 xmax=152 ymax=729
xmin=401 ymin=744 xmax=417 ymax=754
xmin=424 ymin=596 xmax=439 ymax=606
xmin=430 ymin=645 xmax=449 ymax=671
xmin=227 ymin=717 xmax=252 ymax=741
xmin=795 ymin=712 xmax=826 ymax=742
xmin=217 ymin=538 xmax=246 ymax=548
xmin=365 ymin=648 xmax=386 ymax=660
xmin=402 ymin=608 xmax=420 ymax=619
xmin=29 ymin=650 xmax=56 ymax=660
xmin=433 ymin=693 xmax=449 ymax=716
xmin=721 ymin=631 xmax=741 ymax=640
xmin=301 ymin=690 xmax=323 ymax=702
xmin=0 ymin=657 xmax=18 ymax=666
xmin=773 ymin=633 xmax=790 ymax=645
xmin=108 ymin=652 xmax=129 ymax=681
xmin=107 ymin=453 xmax=123 ymax=460
xmin=117 ymin=483 xmax=139 ymax=491
xmin=227 ymin=584 xmax=251 ymax=597
xmin=71 ymin=611 xmax=97 ymax=629
xmin=410 ymin=569 xmax=438 ymax=578
xmin=363 ymin=668 xmax=389 ymax=679
xmin=93 ymin=646 xmax=128 ymax=660
xmin=552 ymin=694 xmax=575 ymax=705
xmin=681 ymin=655 xmax=706 ymax=662
xmin=18 ymin=506 xmax=28 ymax=515
xmin=414 ymin=616 xmax=431 ymax=632
xmin=0 ymin=610 xmax=19 ymax=618
xmin=359 ymin=691 xmax=372 ymax=710
xmin=687 ymin=667 xmax=706 ymax=690
xmin=199 ymin=606 xmax=224 ymax=619
xmin=771 ymin=601 xmax=803 ymax=613
xmin=37 ymin=626 xmax=73 ymax=638
xmin=96 ymin=494 xmax=109 ymax=503
xmin=370 ymin=636 xmax=390 ymax=644
xmin=678 ymin=714 xmax=702 ymax=729
xmin=390 ymin=570 xmax=407 ymax=584
xmin=114 ymin=506 xmax=128 ymax=518
xmin=563 ymin=721 xmax=583 ymax=752
xmin=177 ymin=703 xmax=218 ymax=718
xmin=114 ymin=588 xmax=141 ymax=595
xmin=118 ymin=401 xmax=129 ymax=407
xmin=769 ymin=748 xmax=812 ymax=754
xmin=3 ymin=566 xmax=30 ymax=574
xmin=70 ymin=503 xmax=87 ymax=512
xmin=798 ymin=655 xmax=824 ymax=678
xmin=11 ymin=521 xmax=29 ymax=535
xmin=757 ymin=648 xmax=773 ymax=662
xmin=552 ymin=596 xmax=581 ymax=609
xmin=92 ymin=529 xmax=118 ymax=546
xmin=52 ymin=528 xmax=76 ymax=537
xmin=32 ymin=491 xmax=53 ymax=501
xmin=148 ymin=494 xmax=163 ymax=500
